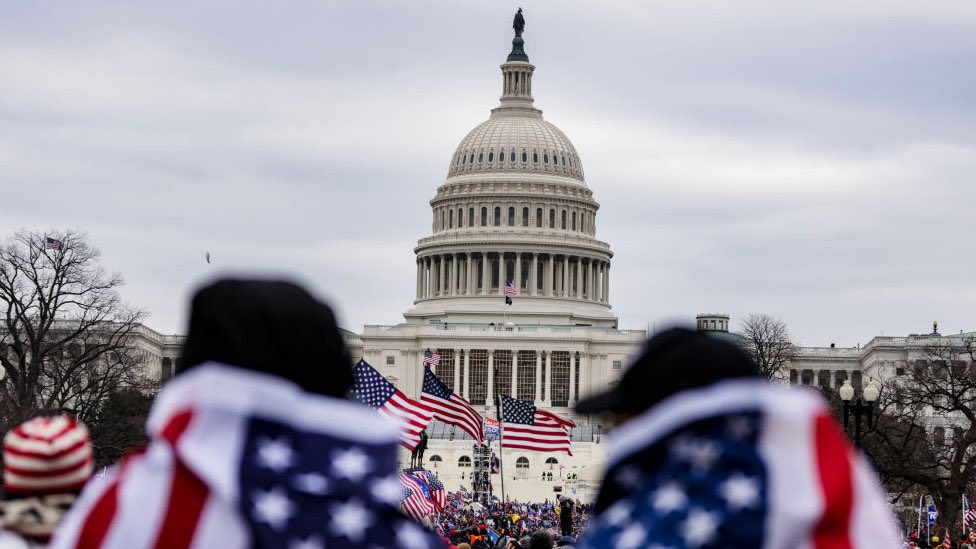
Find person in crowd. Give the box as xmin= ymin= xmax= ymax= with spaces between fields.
xmin=49 ymin=279 xmax=441 ymax=548
xmin=0 ymin=416 xmax=93 ymax=548
xmin=573 ymin=327 xmax=902 ymax=548
xmin=558 ymin=496 xmax=574 ymax=537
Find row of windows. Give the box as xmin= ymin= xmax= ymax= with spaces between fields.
xmin=447 ymin=455 xmax=558 ymax=468
xmin=454 ymin=147 xmax=577 ymax=170
xmin=435 ymin=205 xmax=593 ymax=234
xmin=436 ymin=349 xmax=580 ymax=407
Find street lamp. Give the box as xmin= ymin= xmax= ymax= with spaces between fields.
xmin=839 ymin=379 xmax=879 ymax=445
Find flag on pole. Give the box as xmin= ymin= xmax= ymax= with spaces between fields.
xmin=419 ymin=367 xmax=484 ymax=443
xmin=504 ymin=280 xmax=518 ymax=305
xmin=499 ymin=395 xmax=575 ymax=455
xmin=422 ymin=350 xmax=441 ymax=366
xmin=45 ymin=237 xmax=63 ymax=250
xmin=352 ymin=359 xmax=435 ymax=450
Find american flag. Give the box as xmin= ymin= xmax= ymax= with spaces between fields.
xmin=505 ymin=280 xmax=519 ymax=295
xmin=51 ymin=364 xmax=442 ymax=548
xmin=418 ymin=470 xmax=446 ymax=510
xmin=419 ymin=367 xmax=484 ymax=443
xmin=577 ymin=379 xmax=901 ymax=548
xmin=422 ymin=350 xmax=441 ymax=366
xmin=499 ymin=396 xmax=575 ymax=455
xmin=45 ymin=237 xmax=63 ymax=250
xmin=964 ymin=495 xmax=976 ymax=532
xmin=398 ymin=471 xmax=439 ymax=521
xmin=352 ymin=360 xmax=435 ymax=451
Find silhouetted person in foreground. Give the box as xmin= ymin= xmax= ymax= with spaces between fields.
xmin=52 ymin=279 xmax=440 ymax=548
xmin=574 ymin=327 xmax=901 ymax=548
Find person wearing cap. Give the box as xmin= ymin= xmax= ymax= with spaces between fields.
xmin=0 ymin=415 xmax=94 ymax=548
xmin=574 ymin=327 xmax=901 ymax=548
xmin=50 ymin=279 xmax=441 ymax=549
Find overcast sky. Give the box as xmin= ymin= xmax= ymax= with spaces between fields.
xmin=2 ymin=1 xmax=974 ymax=347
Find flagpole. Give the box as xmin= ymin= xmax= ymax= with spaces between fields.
xmin=917 ymin=494 xmax=923 ymax=538
xmin=497 ymin=395 xmax=507 ymax=504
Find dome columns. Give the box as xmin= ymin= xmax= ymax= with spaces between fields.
xmin=414 ymin=250 xmax=611 ymax=305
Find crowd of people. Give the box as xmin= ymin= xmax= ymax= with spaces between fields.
xmin=430 ymin=495 xmax=591 ymax=547
xmin=0 ymin=278 xmax=910 ymax=547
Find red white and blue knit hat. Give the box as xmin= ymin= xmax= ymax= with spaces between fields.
xmin=3 ymin=415 xmax=94 ymax=495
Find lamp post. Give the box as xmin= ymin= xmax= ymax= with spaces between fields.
xmin=839 ymin=378 xmax=879 ymax=446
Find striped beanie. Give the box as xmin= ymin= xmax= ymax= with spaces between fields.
xmin=3 ymin=415 xmax=94 ymax=496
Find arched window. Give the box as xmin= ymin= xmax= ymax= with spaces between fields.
xmin=569 ymin=156 xmax=574 ymax=167
xmin=561 ymin=210 xmax=567 ymax=229
xmin=549 ymin=209 xmax=555 ymax=228
xmin=508 ymin=207 xmax=515 ymax=226
xmin=516 ymin=457 xmax=529 ymax=469
xmin=499 ymin=149 xmax=505 ymax=163
xmin=545 ymin=457 xmax=559 ymax=469
xmin=521 ymin=150 xmax=527 ymax=163
xmin=494 ymin=207 xmax=501 ymax=226
xmin=469 ymin=207 xmax=475 ymax=227
xmin=510 ymin=151 xmax=516 ymax=162
xmin=481 ymin=207 xmax=488 ymax=226
xmin=458 ymin=208 xmax=463 ymax=227
xmin=478 ymin=151 xmax=484 ymax=163
xmin=532 ymin=151 xmax=539 ymax=163
xmin=543 ymin=152 xmax=549 ymax=164
xmin=470 ymin=153 xmax=475 ymax=164
xmin=522 ymin=207 xmax=529 ymax=226
xmin=429 ymin=455 xmax=443 ymax=467
xmin=461 ymin=154 xmax=466 ymax=165
xmin=571 ymin=211 xmax=576 ymax=231
xmin=536 ymin=208 xmax=543 ymax=227
xmin=561 ymin=155 xmax=566 ymax=166
xmin=441 ymin=211 xmax=445 ymax=230
xmin=458 ymin=456 xmax=472 ymax=467
xmin=449 ymin=209 xmax=454 ymax=228
xmin=488 ymin=151 xmax=494 ymax=162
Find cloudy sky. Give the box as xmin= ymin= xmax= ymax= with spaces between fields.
xmin=2 ymin=1 xmax=974 ymax=347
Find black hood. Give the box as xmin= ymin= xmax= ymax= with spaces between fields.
xmin=178 ymin=279 xmax=353 ymax=398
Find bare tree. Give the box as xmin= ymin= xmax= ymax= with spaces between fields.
xmin=861 ymin=337 xmax=976 ymax=534
xmin=736 ymin=313 xmax=797 ymax=381
xmin=0 ymin=229 xmax=149 ymax=432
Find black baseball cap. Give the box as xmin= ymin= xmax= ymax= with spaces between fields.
xmin=575 ymin=327 xmax=760 ymax=416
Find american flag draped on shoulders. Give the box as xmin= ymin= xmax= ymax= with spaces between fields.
xmin=351 ymin=359 xmax=435 ymax=450
xmin=500 ymin=395 xmax=575 ymax=455
xmin=420 ymin=367 xmax=484 ymax=443
xmin=50 ymin=363 xmax=442 ymax=549
xmin=576 ymin=379 xmax=901 ymax=549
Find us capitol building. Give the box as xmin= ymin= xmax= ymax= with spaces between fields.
xmin=130 ymin=17 xmax=972 ymax=503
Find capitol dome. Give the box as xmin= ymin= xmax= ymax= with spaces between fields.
xmin=448 ymin=116 xmax=585 ymax=182
xmin=406 ymin=18 xmax=617 ymax=327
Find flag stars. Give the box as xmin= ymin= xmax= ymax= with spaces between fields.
xmin=256 ymin=437 xmax=294 ymax=472
xmin=252 ymin=486 xmax=295 ymax=531
xmin=603 ymin=501 xmax=633 ymax=527
xmin=332 ymin=447 xmax=372 ymax=481
xmin=372 ymin=475 xmax=404 ymax=505
xmin=671 ymin=437 xmax=720 ymax=474
xmin=720 ymin=474 xmax=760 ymax=511
xmin=614 ymin=523 xmax=647 ymax=549
xmin=680 ymin=508 xmax=720 ymax=547
xmin=292 ymin=472 xmax=330 ymax=495
xmin=651 ymin=482 xmax=688 ymax=515
xmin=614 ymin=465 xmax=642 ymax=489
xmin=398 ymin=521 xmax=434 ymax=549
xmin=329 ymin=499 xmax=374 ymax=543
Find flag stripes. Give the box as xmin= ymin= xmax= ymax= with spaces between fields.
xmin=420 ymin=368 xmax=484 ymax=443
xmin=500 ymin=396 xmax=575 ymax=455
